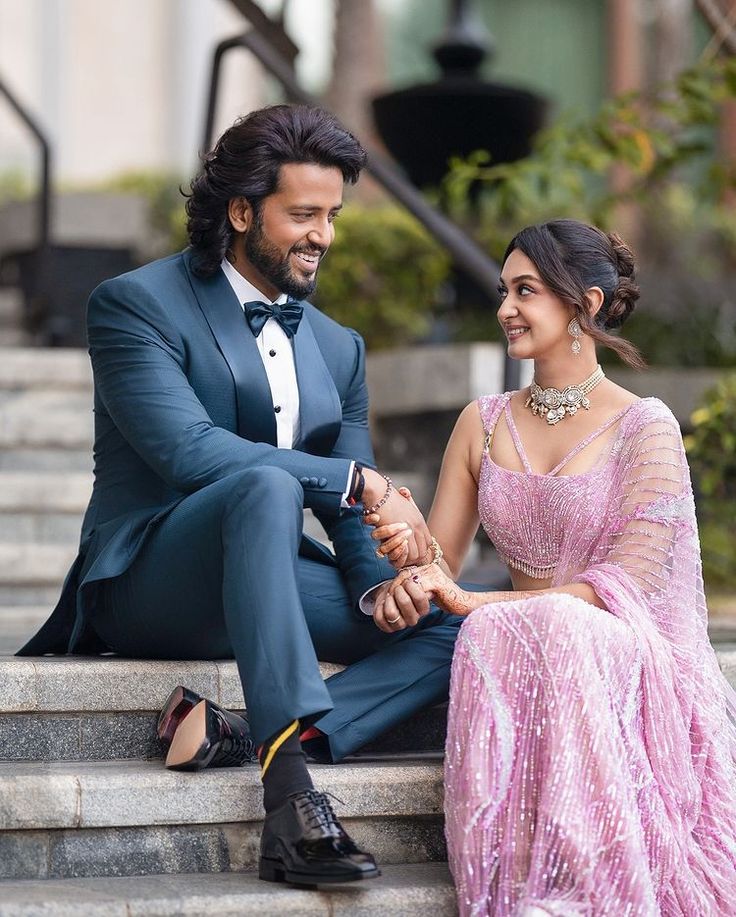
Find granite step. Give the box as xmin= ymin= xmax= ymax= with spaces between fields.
xmin=0 ymin=347 xmax=91 ymax=391
xmin=0 ymin=391 xmax=93 ymax=449
xmin=0 ymin=471 xmax=90 ymax=546
xmin=0 ymin=863 xmax=457 ymax=915
xmin=0 ymin=758 xmax=446 ymax=880
xmin=0 ymin=584 xmax=61 ymax=608
xmin=0 ymin=656 xmax=340 ymax=714
xmin=0 ymin=473 xmax=92 ymax=513
xmin=0 ymin=607 xmax=51 ymax=655
xmin=0 ymin=449 xmax=93 ymax=472
xmin=0 ymin=544 xmax=77 ymax=586
xmin=0 ymin=655 xmax=446 ymax=761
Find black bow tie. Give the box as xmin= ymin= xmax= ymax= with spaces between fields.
xmin=243 ymin=298 xmax=303 ymax=339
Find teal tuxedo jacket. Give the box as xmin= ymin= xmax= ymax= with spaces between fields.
xmin=18 ymin=250 xmax=393 ymax=655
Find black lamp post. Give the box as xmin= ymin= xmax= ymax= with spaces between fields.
xmin=372 ymin=0 xmax=546 ymax=390
xmin=372 ymin=0 xmax=546 ymax=190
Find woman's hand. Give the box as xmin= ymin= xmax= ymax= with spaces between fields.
xmin=368 ymin=487 xmax=423 ymax=569
xmin=389 ymin=563 xmax=472 ymax=617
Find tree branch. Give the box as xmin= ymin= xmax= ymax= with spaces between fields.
xmin=695 ymin=0 xmax=736 ymax=55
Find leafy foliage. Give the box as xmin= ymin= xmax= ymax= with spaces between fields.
xmin=311 ymin=204 xmax=451 ymax=349
xmin=685 ymin=374 xmax=736 ymax=587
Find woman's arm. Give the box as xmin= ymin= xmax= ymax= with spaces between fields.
xmin=426 ymin=402 xmax=485 ymax=579
xmin=368 ymin=401 xmax=485 ymax=576
xmin=388 ymin=563 xmax=607 ymax=617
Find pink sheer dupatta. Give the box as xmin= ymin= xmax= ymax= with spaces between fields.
xmin=444 ymin=398 xmax=736 ymax=915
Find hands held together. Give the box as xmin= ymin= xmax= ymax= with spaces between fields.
xmin=361 ymin=477 xmax=470 ymax=632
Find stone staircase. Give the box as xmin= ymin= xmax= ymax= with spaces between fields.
xmin=1 ymin=346 xmax=735 ymax=915
xmin=0 ymin=347 xmax=455 ymax=914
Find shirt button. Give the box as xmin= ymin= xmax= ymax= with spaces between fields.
xmin=269 ymin=349 xmax=276 ymax=357
xmin=274 ymin=405 xmax=281 ymax=414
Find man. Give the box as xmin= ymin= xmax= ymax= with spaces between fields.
xmin=18 ymin=105 xmax=462 ymax=885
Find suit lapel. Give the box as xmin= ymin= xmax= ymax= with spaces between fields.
xmin=293 ymin=306 xmax=342 ymax=456
xmin=184 ymin=254 xmax=277 ymax=445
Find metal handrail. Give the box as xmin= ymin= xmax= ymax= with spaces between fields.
xmin=205 ymin=26 xmax=519 ymax=390
xmin=0 ymin=73 xmax=51 ymax=251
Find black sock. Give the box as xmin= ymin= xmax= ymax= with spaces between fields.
xmin=259 ymin=719 xmax=313 ymax=813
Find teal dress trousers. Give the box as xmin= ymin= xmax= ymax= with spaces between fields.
xmin=18 ymin=250 xmax=463 ymax=758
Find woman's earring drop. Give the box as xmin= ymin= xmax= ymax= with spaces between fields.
xmin=568 ymin=318 xmax=582 ymax=355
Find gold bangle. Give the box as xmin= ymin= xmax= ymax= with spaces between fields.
xmin=427 ymin=536 xmax=443 ymax=566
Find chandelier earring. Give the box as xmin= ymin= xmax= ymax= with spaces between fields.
xmin=568 ymin=317 xmax=583 ymax=355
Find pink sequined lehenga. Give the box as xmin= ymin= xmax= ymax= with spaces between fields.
xmin=444 ymin=394 xmax=736 ymax=916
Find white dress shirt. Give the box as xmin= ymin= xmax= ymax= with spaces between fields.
xmin=221 ymin=259 xmax=300 ymax=448
xmin=220 ymin=259 xmax=353 ymax=502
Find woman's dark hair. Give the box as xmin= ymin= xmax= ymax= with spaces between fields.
xmin=185 ymin=104 xmax=367 ymax=276
xmin=503 ymin=219 xmax=645 ymax=369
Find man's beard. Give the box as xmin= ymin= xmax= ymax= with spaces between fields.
xmin=243 ymin=217 xmax=322 ymax=299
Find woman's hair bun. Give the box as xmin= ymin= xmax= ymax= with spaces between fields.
xmin=604 ymin=232 xmax=639 ymax=329
xmin=607 ymin=232 xmax=635 ymax=278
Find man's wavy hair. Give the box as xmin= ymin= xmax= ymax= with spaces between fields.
xmin=185 ymin=105 xmax=367 ymax=276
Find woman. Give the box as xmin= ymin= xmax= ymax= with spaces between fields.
xmin=369 ymin=220 xmax=736 ymax=915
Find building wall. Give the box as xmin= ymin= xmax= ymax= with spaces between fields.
xmin=0 ymin=0 xmax=266 ymax=185
xmin=384 ymin=0 xmax=607 ymax=118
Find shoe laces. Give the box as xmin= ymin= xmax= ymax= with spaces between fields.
xmin=218 ymin=733 xmax=256 ymax=765
xmin=210 ymin=707 xmax=256 ymax=765
xmin=295 ymin=789 xmax=345 ymax=835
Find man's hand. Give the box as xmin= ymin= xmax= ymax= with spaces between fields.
xmin=361 ymin=474 xmax=431 ymax=566
xmin=373 ymin=574 xmax=431 ymax=633
xmin=388 ymin=563 xmax=471 ymax=617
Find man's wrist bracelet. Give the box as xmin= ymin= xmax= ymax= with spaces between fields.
xmin=348 ymin=463 xmax=365 ymax=506
xmin=362 ymin=475 xmax=394 ymax=516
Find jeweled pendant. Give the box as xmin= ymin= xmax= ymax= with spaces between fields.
xmin=571 ymin=338 xmax=581 ymax=355
xmin=526 ymin=365 xmax=605 ymax=427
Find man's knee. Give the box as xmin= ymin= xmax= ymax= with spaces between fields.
xmin=223 ymin=466 xmax=303 ymax=517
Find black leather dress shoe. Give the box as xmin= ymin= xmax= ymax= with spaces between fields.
xmin=157 ymin=685 xmax=203 ymax=745
xmin=259 ymin=789 xmax=380 ymax=885
xmin=165 ymin=699 xmax=257 ymax=771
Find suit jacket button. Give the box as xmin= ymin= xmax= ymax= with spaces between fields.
xmin=274 ymin=405 xmax=281 ymax=414
xmin=299 ymin=476 xmax=310 ymax=485
xmin=309 ymin=477 xmax=319 ymax=487
xmin=318 ymin=477 xmax=327 ymax=487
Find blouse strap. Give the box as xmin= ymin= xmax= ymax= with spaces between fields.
xmin=548 ymin=403 xmax=634 ymax=476
xmin=503 ymin=399 xmax=535 ymax=474
xmin=477 ymin=393 xmax=510 ymax=455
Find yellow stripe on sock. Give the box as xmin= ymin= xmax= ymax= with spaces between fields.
xmin=260 ymin=719 xmax=299 ymax=777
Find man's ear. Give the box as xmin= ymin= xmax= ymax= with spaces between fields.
xmin=586 ymin=286 xmax=605 ymax=320
xmin=228 ymin=197 xmax=252 ymax=233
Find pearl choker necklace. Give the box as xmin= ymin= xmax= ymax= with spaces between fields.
xmin=525 ymin=366 xmax=605 ymax=425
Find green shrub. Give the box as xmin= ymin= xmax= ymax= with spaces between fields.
xmin=685 ymin=374 xmax=736 ymax=588
xmin=313 ymin=204 xmax=451 ymax=349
